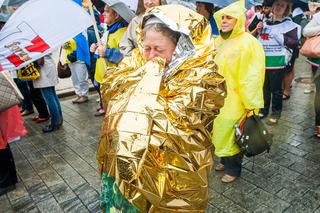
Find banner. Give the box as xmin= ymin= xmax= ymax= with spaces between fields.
xmin=0 ymin=0 xmax=92 ymax=71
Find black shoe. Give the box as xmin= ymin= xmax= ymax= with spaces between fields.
xmin=0 ymin=184 xmax=16 ymax=196
xmin=42 ymin=124 xmax=61 ymax=133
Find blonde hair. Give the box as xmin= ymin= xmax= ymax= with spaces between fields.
xmin=271 ymin=0 xmax=292 ymax=18
xmin=136 ymin=0 xmax=167 ymax=15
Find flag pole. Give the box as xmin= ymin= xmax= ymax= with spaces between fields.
xmin=87 ymin=0 xmax=108 ymax=80
xmin=87 ymin=0 xmax=102 ymax=45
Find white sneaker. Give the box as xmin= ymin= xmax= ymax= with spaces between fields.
xmin=304 ymin=87 xmax=315 ymax=94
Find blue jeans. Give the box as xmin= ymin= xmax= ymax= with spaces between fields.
xmin=40 ymin=87 xmax=63 ymax=125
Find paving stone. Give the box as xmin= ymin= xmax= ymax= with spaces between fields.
xmin=0 ymin=194 xmax=14 ymax=212
xmin=222 ymin=188 xmax=261 ymax=211
xmin=36 ymin=197 xmax=63 ymax=212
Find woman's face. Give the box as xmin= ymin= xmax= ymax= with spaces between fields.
xmin=272 ymin=0 xmax=288 ymax=18
xmin=143 ymin=0 xmax=161 ymax=10
xmin=196 ymin=2 xmax=210 ymax=19
xmin=220 ymin=15 xmax=237 ymax=33
xmin=143 ymin=29 xmax=176 ymax=65
xmin=104 ymin=5 xmax=119 ymax=26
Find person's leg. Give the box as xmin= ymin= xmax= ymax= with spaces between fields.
xmin=270 ymin=69 xmax=285 ymax=122
xmin=260 ymin=70 xmax=270 ymax=117
xmin=0 ymin=145 xmax=18 ymax=195
xmin=41 ymin=87 xmax=62 ymax=132
xmin=69 ymin=63 xmax=82 ymax=102
xmin=52 ymin=87 xmax=63 ymax=124
xmin=28 ymin=81 xmax=50 ymax=119
xmin=14 ymin=79 xmax=33 ymax=112
xmin=283 ymin=67 xmax=295 ymax=99
xmin=94 ymin=81 xmax=105 ymax=116
xmin=76 ymin=62 xmax=89 ymax=102
xmin=220 ymin=153 xmax=243 ymax=182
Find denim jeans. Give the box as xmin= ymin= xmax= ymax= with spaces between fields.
xmin=260 ymin=69 xmax=285 ymax=118
xmin=221 ymin=153 xmax=243 ymax=177
xmin=40 ymin=87 xmax=63 ymax=125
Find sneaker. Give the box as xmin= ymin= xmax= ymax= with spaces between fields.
xmin=42 ymin=124 xmax=62 ymax=133
xmin=304 ymin=87 xmax=315 ymax=94
xmin=76 ymin=96 xmax=89 ymax=103
xmin=21 ymin=109 xmax=34 ymax=116
xmin=72 ymin=96 xmax=80 ymax=104
xmin=94 ymin=108 xmax=105 ymax=116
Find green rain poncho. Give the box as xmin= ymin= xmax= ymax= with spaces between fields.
xmin=212 ymin=0 xmax=265 ymax=157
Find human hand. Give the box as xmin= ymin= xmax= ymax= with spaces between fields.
xmin=256 ymin=21 xmax=263 ymax=33
xmin=97 ymin=45 xmax=106 ymax=57
xmin=90 ymin=43 xmax=97 ymax=53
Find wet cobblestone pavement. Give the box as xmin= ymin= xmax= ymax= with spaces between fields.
xmin=1 ymin=58 xmax=320 ymax=212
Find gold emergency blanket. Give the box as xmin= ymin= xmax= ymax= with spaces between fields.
xmin=97 ymin=5 xmax=226 ymax=212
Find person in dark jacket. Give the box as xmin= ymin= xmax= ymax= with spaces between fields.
xmin=196 ymin=0 xmax=219 ymax=37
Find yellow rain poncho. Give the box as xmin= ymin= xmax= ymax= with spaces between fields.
xmin=97 ymin=4 xmax=226 ymax=213
xmin=212 ymin=0 xmax=265 ymax=157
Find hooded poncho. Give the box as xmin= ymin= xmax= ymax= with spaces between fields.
xmin=212 ymin=0 xmax=265 ymax=157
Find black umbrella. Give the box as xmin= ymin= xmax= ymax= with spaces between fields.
xmin=292 ymin=0 xmax=309 ymax=11
xmin=264 ymin=0 xmax=309 ymax=11
xmin=7 ymin=0 xmax=28 ymax=6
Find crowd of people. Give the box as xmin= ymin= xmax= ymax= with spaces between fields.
xmin=1 ymin=0 xmax=320 ymax=211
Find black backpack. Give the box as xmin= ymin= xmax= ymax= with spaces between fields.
xmin=235 ymin=113 xmax=273 ymax=157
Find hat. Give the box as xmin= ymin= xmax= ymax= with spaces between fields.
xmin=195 ymin=0 xmax=214 ymax=4
xmin=0 ymin=13 xmax=10 ymax=23
xmin=102 ymin=0 xmax=135 ymax=23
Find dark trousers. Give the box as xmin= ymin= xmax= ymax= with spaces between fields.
xmin=14 ymin=80 xmax=49 ymax=118
xmin=260 ymin=69 xmax=285 ymax=118
xmin=40 ymin=87 xmax=63 ymax=126
xmin=14 ymin=79 xmax=33 ymax=111
xmin=0 ymin=145 xmax=17 ymax=188
xmin=221 ymin=153 xmax=243 ymax=177
xmin=314 ymin=68 xmax=320 ymax=126
xmin=88 ymin=59 xmax=103 ymax=109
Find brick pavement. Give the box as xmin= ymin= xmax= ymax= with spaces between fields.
xmin=1 ymin=58 xmax=320 ymax=212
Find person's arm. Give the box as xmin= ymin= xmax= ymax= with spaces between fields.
xmin=119 ymin=17 xmax=139 ymax=56
xmin=36 ymin=57 xmax=45 ymax=66
xmin=238 ymin=41 xmax=265 ymax=111
xmin=105 ymin=48 xmax=123 ymax=64
xmin=303 ymin=18 xmax=320 ymax=37
xmin=283 ymin=27 xmax=299 ymax=50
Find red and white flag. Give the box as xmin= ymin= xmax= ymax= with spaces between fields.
xmin=0 ymin=0 xmax=93 ymax=71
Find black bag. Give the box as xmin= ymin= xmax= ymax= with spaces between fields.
xmin=57 ymin=48 xmax=71 ymax=79
xmin=235 ymin=113 xmax=273 ymax=157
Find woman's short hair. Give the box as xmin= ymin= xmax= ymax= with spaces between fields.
xmin=271 ymin=0 xmax=292 ymax=18
xmin=142 ymin=23 xmax=180 ymax=46
xmin=136 ymin=0 xmax=167 ymax=15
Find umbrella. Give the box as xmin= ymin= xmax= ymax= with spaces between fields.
xmin=211 ymin=0 xmax=262 ymax=9
xmin=292 ymin=0 xmax=309 ymax=11
xmin=7 ymin=0 xmax=28 ymax=6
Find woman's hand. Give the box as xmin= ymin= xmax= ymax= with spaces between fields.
xmin=256 ymin=21 xmax=263 ymax=34
xmin=97 ymin=45 xmax=106 ymax=57
xmin=90 ymin=43 xmax=97 ymax=53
